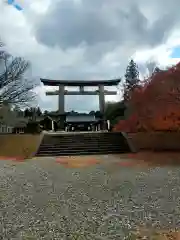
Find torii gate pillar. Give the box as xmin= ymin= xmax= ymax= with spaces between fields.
xmin=98 ymin=85 xmax=105 ymax=115
xmin=98 ymin=85 xmax=106 ymax=130
xmin=58 ymin=85 xmax=65 ymax=130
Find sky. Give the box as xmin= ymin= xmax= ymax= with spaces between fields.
xmin=171 ymin=46 xmax=180 ymax=58
xmin=0 ymin=0 xmax=180 ymax=112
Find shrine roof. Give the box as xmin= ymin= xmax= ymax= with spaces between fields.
xmin=40 ymin=79 xmax=121 ymax=86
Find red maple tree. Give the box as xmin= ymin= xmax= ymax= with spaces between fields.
xmin=114 ymin=62 xmax=180 ymax=132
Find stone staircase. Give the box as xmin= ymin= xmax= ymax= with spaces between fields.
xmin=35 ymin=132 xmax=134 ymax=156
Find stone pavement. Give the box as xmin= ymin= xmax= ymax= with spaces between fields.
xmin=0 ymin=154 xmax=180 ymax=239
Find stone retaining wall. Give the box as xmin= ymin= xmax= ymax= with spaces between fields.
xmin=128 ymin=132 xmax=180 ymax=151
xmin=0 ymin=134 xmax=43 ymax=158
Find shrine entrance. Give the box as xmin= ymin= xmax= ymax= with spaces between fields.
xmin=40 ymin=79 xmax=120 ymax=131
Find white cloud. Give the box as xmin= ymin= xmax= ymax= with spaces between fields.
xmin=1 ymin=0 xmax=180 ymax=112
xmin=134 ymin=33 xmax=180 ymax=69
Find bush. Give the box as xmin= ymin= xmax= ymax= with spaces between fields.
xmin=24 ymin=121 xmax=42 ymax=134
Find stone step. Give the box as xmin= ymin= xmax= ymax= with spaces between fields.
xmin=42 ymin=132 xmax=122 ymax=139
xmin=41 ymin=137 xmax=124 ymax=143
xmin=36 ymin=149 xmax=126 ymax=157
xmin=39 ymin=142 xmax=122 ymax=147
xmin=35 ymin=132 xmax=134 ymax=156
xmin=38 ymin=146 xmax=121 ymax=152
xmin=42 ymin=139 xmax=119 ymax=143
xmin=42 ymin=136 xmax=121 ymax=140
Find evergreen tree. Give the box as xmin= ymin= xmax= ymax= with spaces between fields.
xmin=24 ymin=108 xmax=30 ymax=118
xmin=44 ymin=110 xmax=49 ymax=116
xmin=36 ymin=107 xmax=42 ymax=116
xmin=153 ymin=66 xmax=162 ymax=74
xmin=124 ymin=59 xmax=139 ymax=101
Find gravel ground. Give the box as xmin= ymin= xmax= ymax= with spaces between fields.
xmin=0 ymin=155 xmax=180 ymax=239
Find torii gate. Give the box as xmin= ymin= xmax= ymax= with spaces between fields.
xmin=40 ymin=79 xmax=120 ymax=129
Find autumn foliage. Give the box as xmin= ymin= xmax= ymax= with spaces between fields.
xmin=114 ymin=62 xmax=180 ymax=132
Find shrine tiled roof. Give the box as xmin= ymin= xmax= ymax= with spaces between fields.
xmin=66 ymin=115 xmax=98 ymax=123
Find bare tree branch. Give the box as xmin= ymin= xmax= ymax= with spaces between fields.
xmin=0 ymin=42 xmax=37 ymax=107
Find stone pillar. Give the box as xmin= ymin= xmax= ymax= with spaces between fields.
xmin=98 ymin=85 xmax=106 ymax=130
xmin=98 ymin=85 xmax=105 ymax=114
xmin=58 ymin=85 xmax=65 ymax=114
xmin=79 ymin=86 xmax=84 ymax=92
xmin=58 ymin=85 xmax=65 ymax=130
xmin=51 ymin=120 xmax=54 ymax=131
xmin=107 ymin=120 xmax=110 ymax=131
